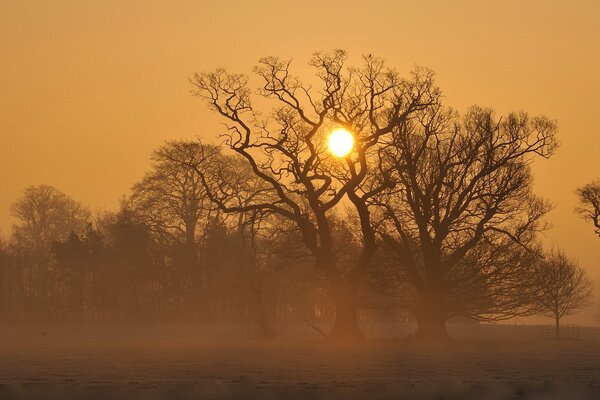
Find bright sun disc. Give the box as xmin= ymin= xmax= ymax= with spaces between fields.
xmin=328 ymin=128 xmax=354 ymax=157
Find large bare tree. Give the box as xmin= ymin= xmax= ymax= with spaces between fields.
xmin=189 ymin=50 xmax=440 ymax=340
xmin=534 ymin=249 xmax=593 ymax=338
xmin=576 ymin=179 xmax=600 ymax=237
xmin=377 ymin=104 xmax=557 ymax=340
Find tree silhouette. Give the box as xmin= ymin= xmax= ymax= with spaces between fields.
xmin=130 ymin=141 xmax=219 ymax=310
xmin=376 ymin=105 xmax=557 ymax=340
xmin=52 ymin=226 xmax=105 ymax=321
xmin=534 ymin=249 xmax=593 ymax=338
xmin=189 ymin=50 xmax=440 ymax=341
xmin=11 ymin=185 xmax=90 ymax=253
xmin=576 ymin=179 xmax=600 ymax=237
xmin=10 ymin=185 xmax=90 ymax=318
xmin=102 ymin=204 xmax=166 ymax=320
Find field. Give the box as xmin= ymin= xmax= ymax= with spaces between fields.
xmin=1 ymin=323 xmax=600 ymax=399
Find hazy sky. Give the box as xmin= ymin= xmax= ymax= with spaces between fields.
xmin=1 ymin=1 xmax=599 ymax=299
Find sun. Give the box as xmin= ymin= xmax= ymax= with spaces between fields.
xmin=328 ymin=128 xmax=354 ymax=158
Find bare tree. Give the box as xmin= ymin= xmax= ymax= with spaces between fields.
xmin=377 ymin=105 xmax=558 ymax=340
xmin=189 ymin=50 xmax=440 ymax=341
xmin=534 ymin=249 xmax=593 ymax=338
xmin=576 ymin=179 xmax=600 ymax=237
xmin=10 ymin=185 xmax=90 ymax=317
xmin=11 ymin=185 xmax=90 ymax=253
xmin=130 ymin=141 xmax=218 ymax=307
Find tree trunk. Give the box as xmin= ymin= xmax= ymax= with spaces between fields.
xmin=329 ymin=277 xmax=364 ymax=342
xmin=555 ymin=314 xmax=560 ymax=339
xmin=414 ymin=294 xmax=450 ymax=341
xmin=185 ymin=221 xmax=204 ymax=319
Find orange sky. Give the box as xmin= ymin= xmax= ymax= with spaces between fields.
xmin=1 ymin=0 xmax=599 ymax=318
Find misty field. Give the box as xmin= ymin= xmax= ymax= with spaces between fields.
xmin=1 ymin=323 xmax=600 ymax=399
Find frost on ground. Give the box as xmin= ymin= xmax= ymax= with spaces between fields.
xmin=0 ymin=323 xmax=599 ymax=399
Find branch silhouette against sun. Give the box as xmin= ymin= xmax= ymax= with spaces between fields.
xmin=188 ymin=50 xmax=441 ymax=340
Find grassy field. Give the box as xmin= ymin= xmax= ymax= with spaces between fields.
xmin=1 ymin=323 xmax=599 ymax=399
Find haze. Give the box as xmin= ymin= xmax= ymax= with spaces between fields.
xmin=2 ymin=2 xmax=600 ymax=399
xmin=1 ymin=1 xmax=598 ymax=244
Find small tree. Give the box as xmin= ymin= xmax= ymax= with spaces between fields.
xmin=576 ymin=179 xmax=600 ymax=237
xmin=534 ymin=249 xmax=593 ymax=338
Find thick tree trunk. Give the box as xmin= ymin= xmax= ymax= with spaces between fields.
xmin=555 ymin=315 xmax=560 ymax=339
xmin=414 ymin=293 xmax=450 ymax=341
xmin=329 ymin=277 xmax=364 ymax=342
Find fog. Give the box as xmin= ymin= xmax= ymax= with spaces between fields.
xmin=1 ymin=1 xmax=600 ymax=399
xmin=1 ymin=323 xmax=600 ymax=399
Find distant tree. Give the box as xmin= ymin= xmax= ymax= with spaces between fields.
xmin=190 ymin=50 xmax=440 ymax=341
xmin=0 ymin=237 xmax=12 ymax=319
xmin=199 ymin=217 xmax=238 ymax=320
xmin=195 ymin=155 xmax=305 ymax=335
xmin=377 ymin=105 xmax=558 ymax=340
xmin=52 ymin=226 xmax=104 ymax=321
xmin=233 ymin=211 xmax=287 ymax=338
xmin=534 ymin=249 xmax=593 ymax=338
xmin=130 ymin=141 xmax=219 ymax=309
xmin=103 ymin=203 xmax=165 ymax=319
xmin=235 ymin=209 xmax=334 ymax=339
xmin=49 ymin=203 xmax=186 ymax=323
xmin=575 ymin=179 xmax=600 ymax=237
xmin=0 ymin=237 xmax=29 ymax=322
xmin=10 ymin=185 xmax=90 ymax=317
xmin=11 ymin=185 xmax=90 ymax=253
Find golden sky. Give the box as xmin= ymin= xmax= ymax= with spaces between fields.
xmin=1 ymin=0 xmax=599 ymax=297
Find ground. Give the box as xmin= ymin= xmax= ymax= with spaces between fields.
xmin=1 ymin=323 xmax=599 ymax=399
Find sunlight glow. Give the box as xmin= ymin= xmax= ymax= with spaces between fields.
xmin=328 ymin=128 xmax=355 ymax=158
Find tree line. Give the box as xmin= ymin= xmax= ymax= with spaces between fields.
xmin=0 ymin=50 xmax=597 ymax=341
